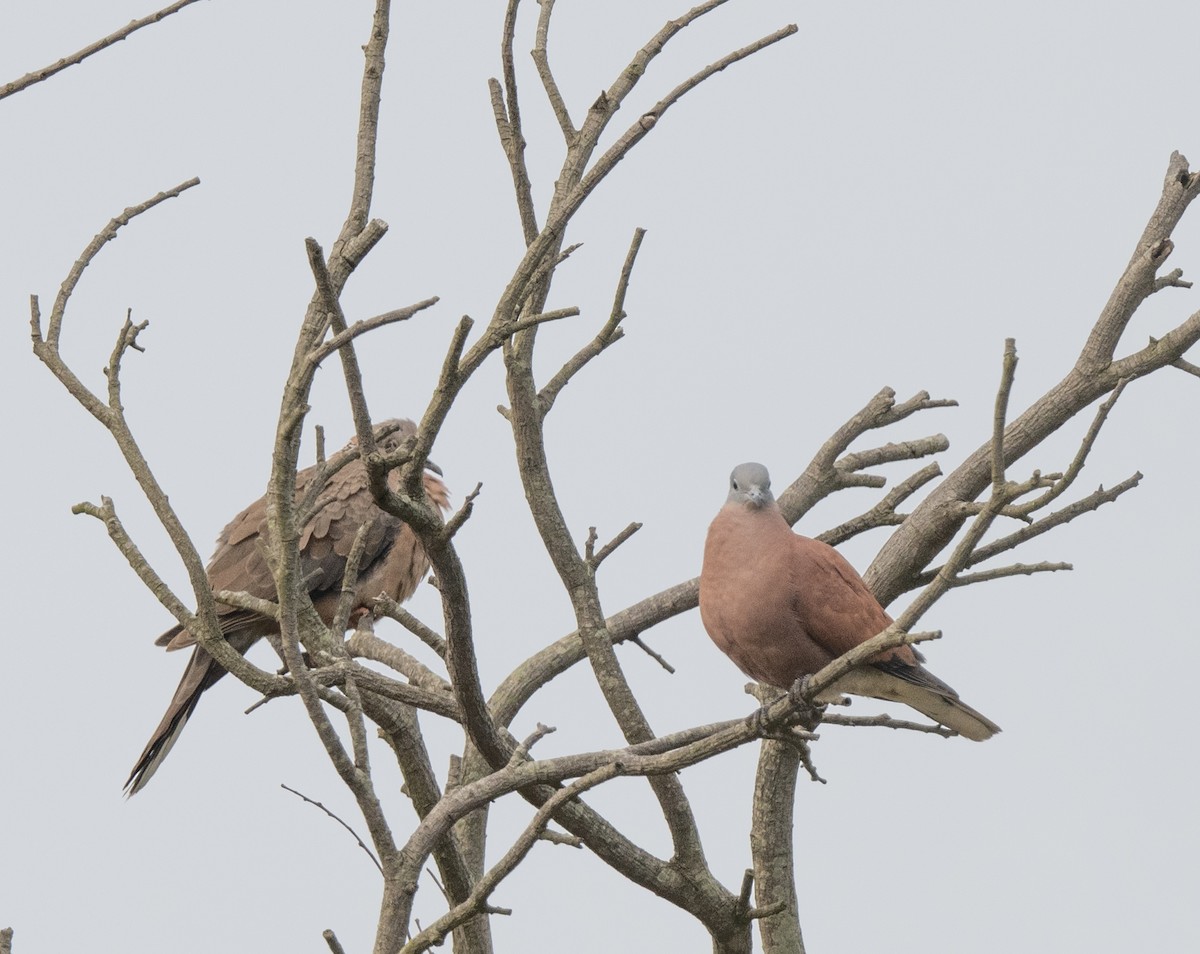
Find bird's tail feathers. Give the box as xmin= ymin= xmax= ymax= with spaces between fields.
xmin=125 ymin=648 xmax=222 ymax=795
xmin=828 ymin=663 xmax=1001 ymax=741
xmin=125 ymin=703 xmax=195 ymax=795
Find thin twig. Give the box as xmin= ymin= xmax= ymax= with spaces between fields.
xmin=1005 ymin=378 xmax=1129 ymax=518
xmin=590 ymin=522 xmax=643 ymax=569
xmin=35 ymin=178 xmax=200 ymax=353
xmin=948 ymin=561 xmax=1072 ymax=587
xmin=281 ymin=783 xmax=383 ymax=875
xmin=533 ymin=0 xmax=575 ymax=139
xmin=308 ymin=304 xmax=437 ymax=366
xmin=1151 ymin=267 xmax=1192 ymax=293
xmin=507 ymin=306 xmax=580 ymax=335
xmin=441 ymin=483 xmax=483 ymax=542
xmin=0 ymin=0 xmax=207 ymax=100
xmin=820 ymin=713 xmax=956 ymax=736
xmin=627 ymin=635 xmax=676 ymax=675
xmin=836 ymin=436 xmax=950 ymax=474
xmin=374 ymin=596 xmax=448 ymax=658
xmin=967 ymin=473 xmax=1142 ymax=567
xmin=539 ymin=228 xmax=645 ymax=415
xmin=494 ymin=0 xmax=538 ymax=244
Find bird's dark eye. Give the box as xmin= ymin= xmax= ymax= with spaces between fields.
xmin=731 ymin=479 xmax=739 ymax=490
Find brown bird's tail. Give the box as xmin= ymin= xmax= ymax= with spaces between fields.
xmin=125 ymin=645 xmax=229 ymax=795
xmin=826 ymin=661 xmax=1001 ymax=741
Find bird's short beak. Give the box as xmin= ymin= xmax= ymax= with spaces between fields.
xmin=425 ymin=459 xmax=444 ymax=476
xmin=745 ymin=487 xmax=767 ymax=508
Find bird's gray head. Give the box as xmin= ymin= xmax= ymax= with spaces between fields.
xmin=726 ymin=462 xmax=775 ymax=509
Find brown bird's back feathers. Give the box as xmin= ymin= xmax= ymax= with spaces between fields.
xmin=126 ymin=420 xmax=449 ymax=794
xmin=699 ymin=462 xmax=999 ymax=741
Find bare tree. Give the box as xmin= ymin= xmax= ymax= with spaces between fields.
xmin=18 ymin=2 xmax=1200 ymax=952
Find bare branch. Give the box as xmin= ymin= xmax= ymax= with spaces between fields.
xmin=836 ymin=436 xmax=949 ymax=475
xmin=1006 ymin=378 xmax=1129 ymax=518
xmin=1079 ymin=152 xmax=1200 ymax=373
xmin=493 ymin=0 xmax=539 ymax=245
xmin=373 ymin=596 xmax=448 ymax=658
xmin=308 ymin=304 xmax=438 ymax=366
xmin=533 ymin=0 xmax=575 ymax=139
xmin=399 ymin=763 xmax=620 ymax=954
xmin=0 ymin=0 xmax=207 ymax=100
xmin=539 ymin=228 xmax=644 ymax=416
xmin=776 ymin=388 xmax=955 ymax=523
xmin=346 ymin=628 xmax=452 ymax=694
xmin=992 ymin=338 xmax=1019 ymax=489
xmin=751 ymin=738 xmax=803 ymax=951
xmin=817 ymin=462 xmax=942 ymax=548
xmin=538 ymin=829 xmax=583 ymax=848
xmin=507 ymin=306 xmax=580 ymax=335
xmin=441 ymin=483 xmax=483 ymax=542
xmin=281 ymin=783 xmax=383 ymax=875
xmin=343 ymin=0 xmax=391 ymax=239
xmin=1151 ymin=267 xmax=1192 ymax=293
xmin=32 ymin=178 xmax=199 ymax=358
xmin=253 ymin=7 xmax=415 ymax=923
xmin=341 ymin=217 xmax=390 ymax=272
xmin=1168 ymin=354 xmax=1200 ymax=378
xmin=913 ymin=473 xmax=1142 ymax=587
xmin=627 ymin=635 xmax=676 ymax=675
xmin=70 ymin=496 xmax=188 ymax=627
xmin=983 ymin=472 xmax=1142 ymax=558
xmin=589 ymin=522 xmax=643 ymax=570
xmin=213 ymin=589 xmax=280 ymax=621
xmin=70 ymin=496 xmax=284 ymax=696
xmin=560 ymin=25 xmax=798 ymax=280
xmin=821 ymin=713 xmax=956 ymax=736
xmin=870 ymin=152 xmax=1200 ymax=609
xmin=322 ymin=929 xmax=347 ymax=954
xmin=332 ymin=524 xmax=374 ymax=637
xmin=305 ymin=237 xmax=374 ymax=446
xmin=322 ymin=663 xmax=461 ymax=723
xmin=948 ymin=561 xmax=1073 ymax=586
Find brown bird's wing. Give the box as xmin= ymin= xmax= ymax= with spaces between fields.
xmin=791 ymin=537 xmax=1001 ymax=740
xmin=787 ymin=535 xmax=918 ymax=667
xmin=128 ymin=420 xmax=448 ymax=794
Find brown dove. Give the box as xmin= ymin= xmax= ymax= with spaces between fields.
xmin=126 ymin=419 xmax=450 ymax=794
xmin=699 ymin=462 xmax=999 ymax=740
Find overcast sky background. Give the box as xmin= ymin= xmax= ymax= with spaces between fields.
xmin=3 ymin=1 xmax=1199 ymax=951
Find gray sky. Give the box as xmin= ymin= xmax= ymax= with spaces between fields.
xmin=3 ymin=1 xmax=1198 ymax=951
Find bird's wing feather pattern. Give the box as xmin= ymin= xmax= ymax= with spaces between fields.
xmin=129 ymin=419 xmax=448 ymax=794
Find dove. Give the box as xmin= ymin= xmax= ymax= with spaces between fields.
xmin=699 ymin=462 xmax=999 ymax=740
xmin=126 ymin=419 xmax=449 ymax=793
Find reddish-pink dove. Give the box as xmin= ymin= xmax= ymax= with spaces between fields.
xmin=126 ymin=419 xmax=449 ymax=794
xmin=699 ymin=462 xmax=999 ymax=740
